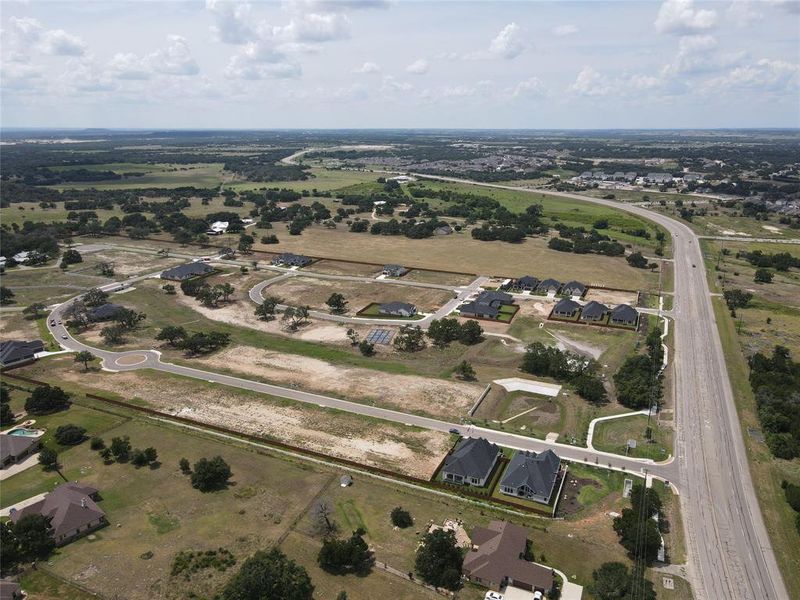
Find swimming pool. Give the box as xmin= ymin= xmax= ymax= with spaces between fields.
xmin=7 ymin=428 xmax=43 ymax=437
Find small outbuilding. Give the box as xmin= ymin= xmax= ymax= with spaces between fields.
xmin=382 ymin=264 xmax=408 ymax=278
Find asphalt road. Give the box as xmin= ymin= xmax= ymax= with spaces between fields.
xmin=405 ymin=174 xmax=787 ymax=600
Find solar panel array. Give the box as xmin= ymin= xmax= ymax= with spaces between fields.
xmin=365 ymin=328 xmax=394 ymax=345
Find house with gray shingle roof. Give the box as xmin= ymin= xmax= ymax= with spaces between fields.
xmin=580 ymin=300 xmax=609 ymax=322
xmin=378 ymin=302 xmax=416 ymax=317
xmin=0 ymin=433 xmax=41 ymax=469
xmin=0 ymin=340 xmax=44 ymax=368
xmin=271 ymin=252 xmax=312 ymax=268
xmin=9 ymin=482 xmax=106 ymax=545
xmin=87 ymin=303 xmax=124 ymax=322
xmin=610 ymin=304 xmax=639 ymax=327
xmin=562 ymin=281 xmax=587 ymax=298
xmin=499 ymin=450 xmax=561 ymax=504
xmin=441 ymin=437 xmax=501 ymax=486
xmin=382 ymin=264 xmax=408 ymax=278
xmin=458 ymin=301 xmax=499 ymax=320
xmin=553 ymin=298 xmax=581 ymax=318
xmin=161 ymin=262 xmax=214 ymax=281
xmin=536 ymin=279 xmax=561 ymax=296
xmin=514 ymin=276 xmax=539 ymax=292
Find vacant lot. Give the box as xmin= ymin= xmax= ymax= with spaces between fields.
xmin=252 ymin=226 xmax=659 ymax=291
xmin=262 ymin=275 xmax=454 ymax=314
xmin=592 ymin=414 xmax=673 ymax=460
xmin=16 ymin=357 xmax=451 ymax=479
xmin=194 ymin=344 xmax=481 ymax=420
xmin=305 ymin=259 xmax=383 ymax=277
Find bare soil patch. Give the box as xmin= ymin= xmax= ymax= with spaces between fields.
xmin=584 ymin=289 xmax=639 ymax=306
xmin=52 ymin=367 xmax=449 ymax=479
xmin=307 ymin=260 xmax=381 ymax=277
xmin=195 ymin=344 xmax=482 ymax=420
xmin=85 ymin=250 xmax=185 ymax=277
xmin=263 ymin=276 xmax=453 ymax=315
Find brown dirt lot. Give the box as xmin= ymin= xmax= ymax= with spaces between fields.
xmin=195 ymin=344 xmax=482 ymax=420
xmin=261 ymin=276 xmax=454 ymax=315
xmin=584 ymin=289 xmax=639 ymax=306
xmin=47 ymin=364 xmax=450 ymax=479
xmin=80 ymin=249 xmax=186 ymax=277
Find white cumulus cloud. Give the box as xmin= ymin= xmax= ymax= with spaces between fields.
xmin=405 ymin=59 xmax=429 ymax=74
xmin=655 ymin=0 xmax=718 ymax=34
xmin=489 ymin=22 xmax=526 ymax=59
xmin=353 ymin=61 xmax=380 ymax=74
xmin=552 ymin=24 xmax=579 ymax=36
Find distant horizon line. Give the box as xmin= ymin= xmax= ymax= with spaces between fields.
xmin=2 ymin=126 xmax=799 ymax=133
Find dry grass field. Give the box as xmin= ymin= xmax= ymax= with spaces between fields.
xmin=253 ymin=226 xmax=660 ymax=291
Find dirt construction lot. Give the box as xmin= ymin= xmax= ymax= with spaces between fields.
xmin=37 ymin=359 xmax=450 ymax=479
xmin=195 ymin=345 xmax=482 ymax=420
xmin=262 ymin=276 xmax=454 ymax=314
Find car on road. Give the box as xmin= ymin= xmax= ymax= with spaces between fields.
xmin=50 ymin=320 xmax=55 ymax=326
xmin=57 ymin=320 xmax=62 ymax=325
xmin=61 ymin=334 xmax=68 ymax=340
xmin=449 ymin=428 xmax=460 ymax=435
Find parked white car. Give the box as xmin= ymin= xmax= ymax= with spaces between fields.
xmin=484 ymin=592 xmax=504 ymax=600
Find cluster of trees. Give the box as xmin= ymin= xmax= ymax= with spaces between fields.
xmin=739 ymin=250 xmax=800 ymax=272
xmin=60 ymin=248 xmax=83 ymax=268
xmin=180 ymin=278 xmax=235 ymax=308
xmin=470 ymin=224 xmax=527 ymax=243
xmin=24 ymin=385 xmax=71 ymax=415
xmin=367 ymin=217 xmax=450 ymax=239
xmin=414 ymin=528 xmax=463 ymax=590
xmin=257 ymin=200 xmax=330 ymax=235
xmin=92 ymin=435 xmax=158 ymax=468
xmin=590 ymin=562 xmax=656 ymax=600
xmin=180 ymin=455 xmax=233 ymax=492
xmin=782 ymin=480 xmax=800 ymax=534
xmin=254 ymin=296 xmax=282 ymax=321
xmin=613 ymin=327 xmax=664 ymax=410
xmin=53 ymin=424 xmax=86 ymax=446
xmin=222 ymin=151 xmax=309 ymax=182
xmin=393 ymin=325 xmax=427 ymax=352
xmin=748 ymin=346 xmax=800 ymax=459
xmin=221 ymin=548 xmax=314 ymax=600
xmin=723 ymin=289 xmax=752 ymax=315
xmin=0 ymin=385 xmax=14 ymax=426
xmin=0 ymin=514 xmax=56 ymax=575
xmin=390 ymin=506 xmax=413 ymax=528
xmin=155 ymin=326 xmax=231 ymax=356
xmin=626 ymin=252 xmax=656 ymax=270
xmin=548 ymin=225 xmax=626 ymax=257
xmin=426 ymin=318 xmax=483 ymax=348
xmin=317 ymin=529 xmax=372 ymax=575
xmin=521 ymin=342 xmax=607 ymax=403
xmin=612 ymin=483 xmax=665 ymax=566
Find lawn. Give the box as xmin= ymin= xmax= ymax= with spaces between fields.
xmin=224 ymin=167 xmax=376 ymax=192
xmin=592 ymin=414 xmax=673 ymax=460
xmin=46 ymin=163 xmax=228 ymax=190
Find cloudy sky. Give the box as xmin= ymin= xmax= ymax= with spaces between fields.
xmin=2 ymin=0 xmax=798 ymax=129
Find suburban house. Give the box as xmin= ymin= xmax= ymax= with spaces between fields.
xmin=463 ymin=520 xmax=555 ymax=595
xmin=87 ymin=303 xmax=124 ymax=322
xmin=536 ymin=279 xmax=561 ymax=296
xmin=562 ymin=281 xmax=587 ymax=298
xmin=434 ymin=224 xmax=454 ymax=235
xmin=382 ymin=264 xmax=408 ymax=278
xmin=0 ymin=339 xmax=44 ymax=369
xmin=271 ymin=252 xmax=312 ymax=268
xmin=441 ymin=437 xmax=501 ymax=486
xmin=580 ymin=300 xmax=609 ymax=322
xmin=514 ymin=275 xmax=540 ymax=292
xmin=610 ymin=304 xmax=640 ymax=327
xmin=0 ymin=433 xmax=42 ymax=469
xmin=377 ymin=302 xmax=417 ymax=317
xmin=9 ymin=482 xmax=107 ymax=546
xmin=552 ymin=298 xmax=581 ymax=318
xmin=161 ymin=262 xmax=214 ymax=281
xmin=459 ymin=290 xmax=515 ymax=321
xmin=207 ymin=220 xmax=229 ymax=235
xmin=645 ymin=173 xmax=673 ymax=185
xmin=499 ymin=449 xmax=561 ymax=505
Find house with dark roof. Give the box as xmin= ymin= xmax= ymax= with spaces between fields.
xmin=499 ymin=449 xmax=561 ymax=504
xmin=378 ymin=302 xmax=417 ymax=317
xmin=552 ymin=298 xmax=581 ymax=318
xmin=9 ymin=482 xmax=106 ymax=546
xmin=87 ymin=303 xmax=124 ymax=322
xmin=161 ymin=262 xmax=214 ymax=281
xmin=382 ymin=264 xmax=408 ymax=278
xmin=0 ymin=433 xmax=41 ymax=469
xmin=434 ymin=224 xmax=453 ymax=235
xmin=441 ymin=437 xmax=501 ymax=486
xmin=0 ymin=340 xmax=44 ymax=368
xmin=459 ymin=301 xmax=499 ymax=320
xmin=580 ymin=300 xmax=609 ymax=322
xmin=514 ymin=276 xmax=540 ymax=292
xmin=610 ymin=304 xmax=639 ymax=327
xmin=536 ymin=279 xmax=561 ymax=296
xmin=463 ymin=520 xmax=555 ymax=594
xmin=476 ymin=290 xmax=513 ymax=305
xmin=271 ymin=252 xmax=312 ymax=268
xmin=562 ymin=281 xmax=587 ymax=298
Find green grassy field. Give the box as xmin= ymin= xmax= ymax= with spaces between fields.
xmin=591 ymin=414 xmax=673 ymax=460
xmin=224 ymin=167 xmax=376 ymax=192
xmin=46 ymin=163 xmax=229 ymax=190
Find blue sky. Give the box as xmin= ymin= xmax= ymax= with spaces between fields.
xmin=2 ymin=0 xmax=798 ymax=129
